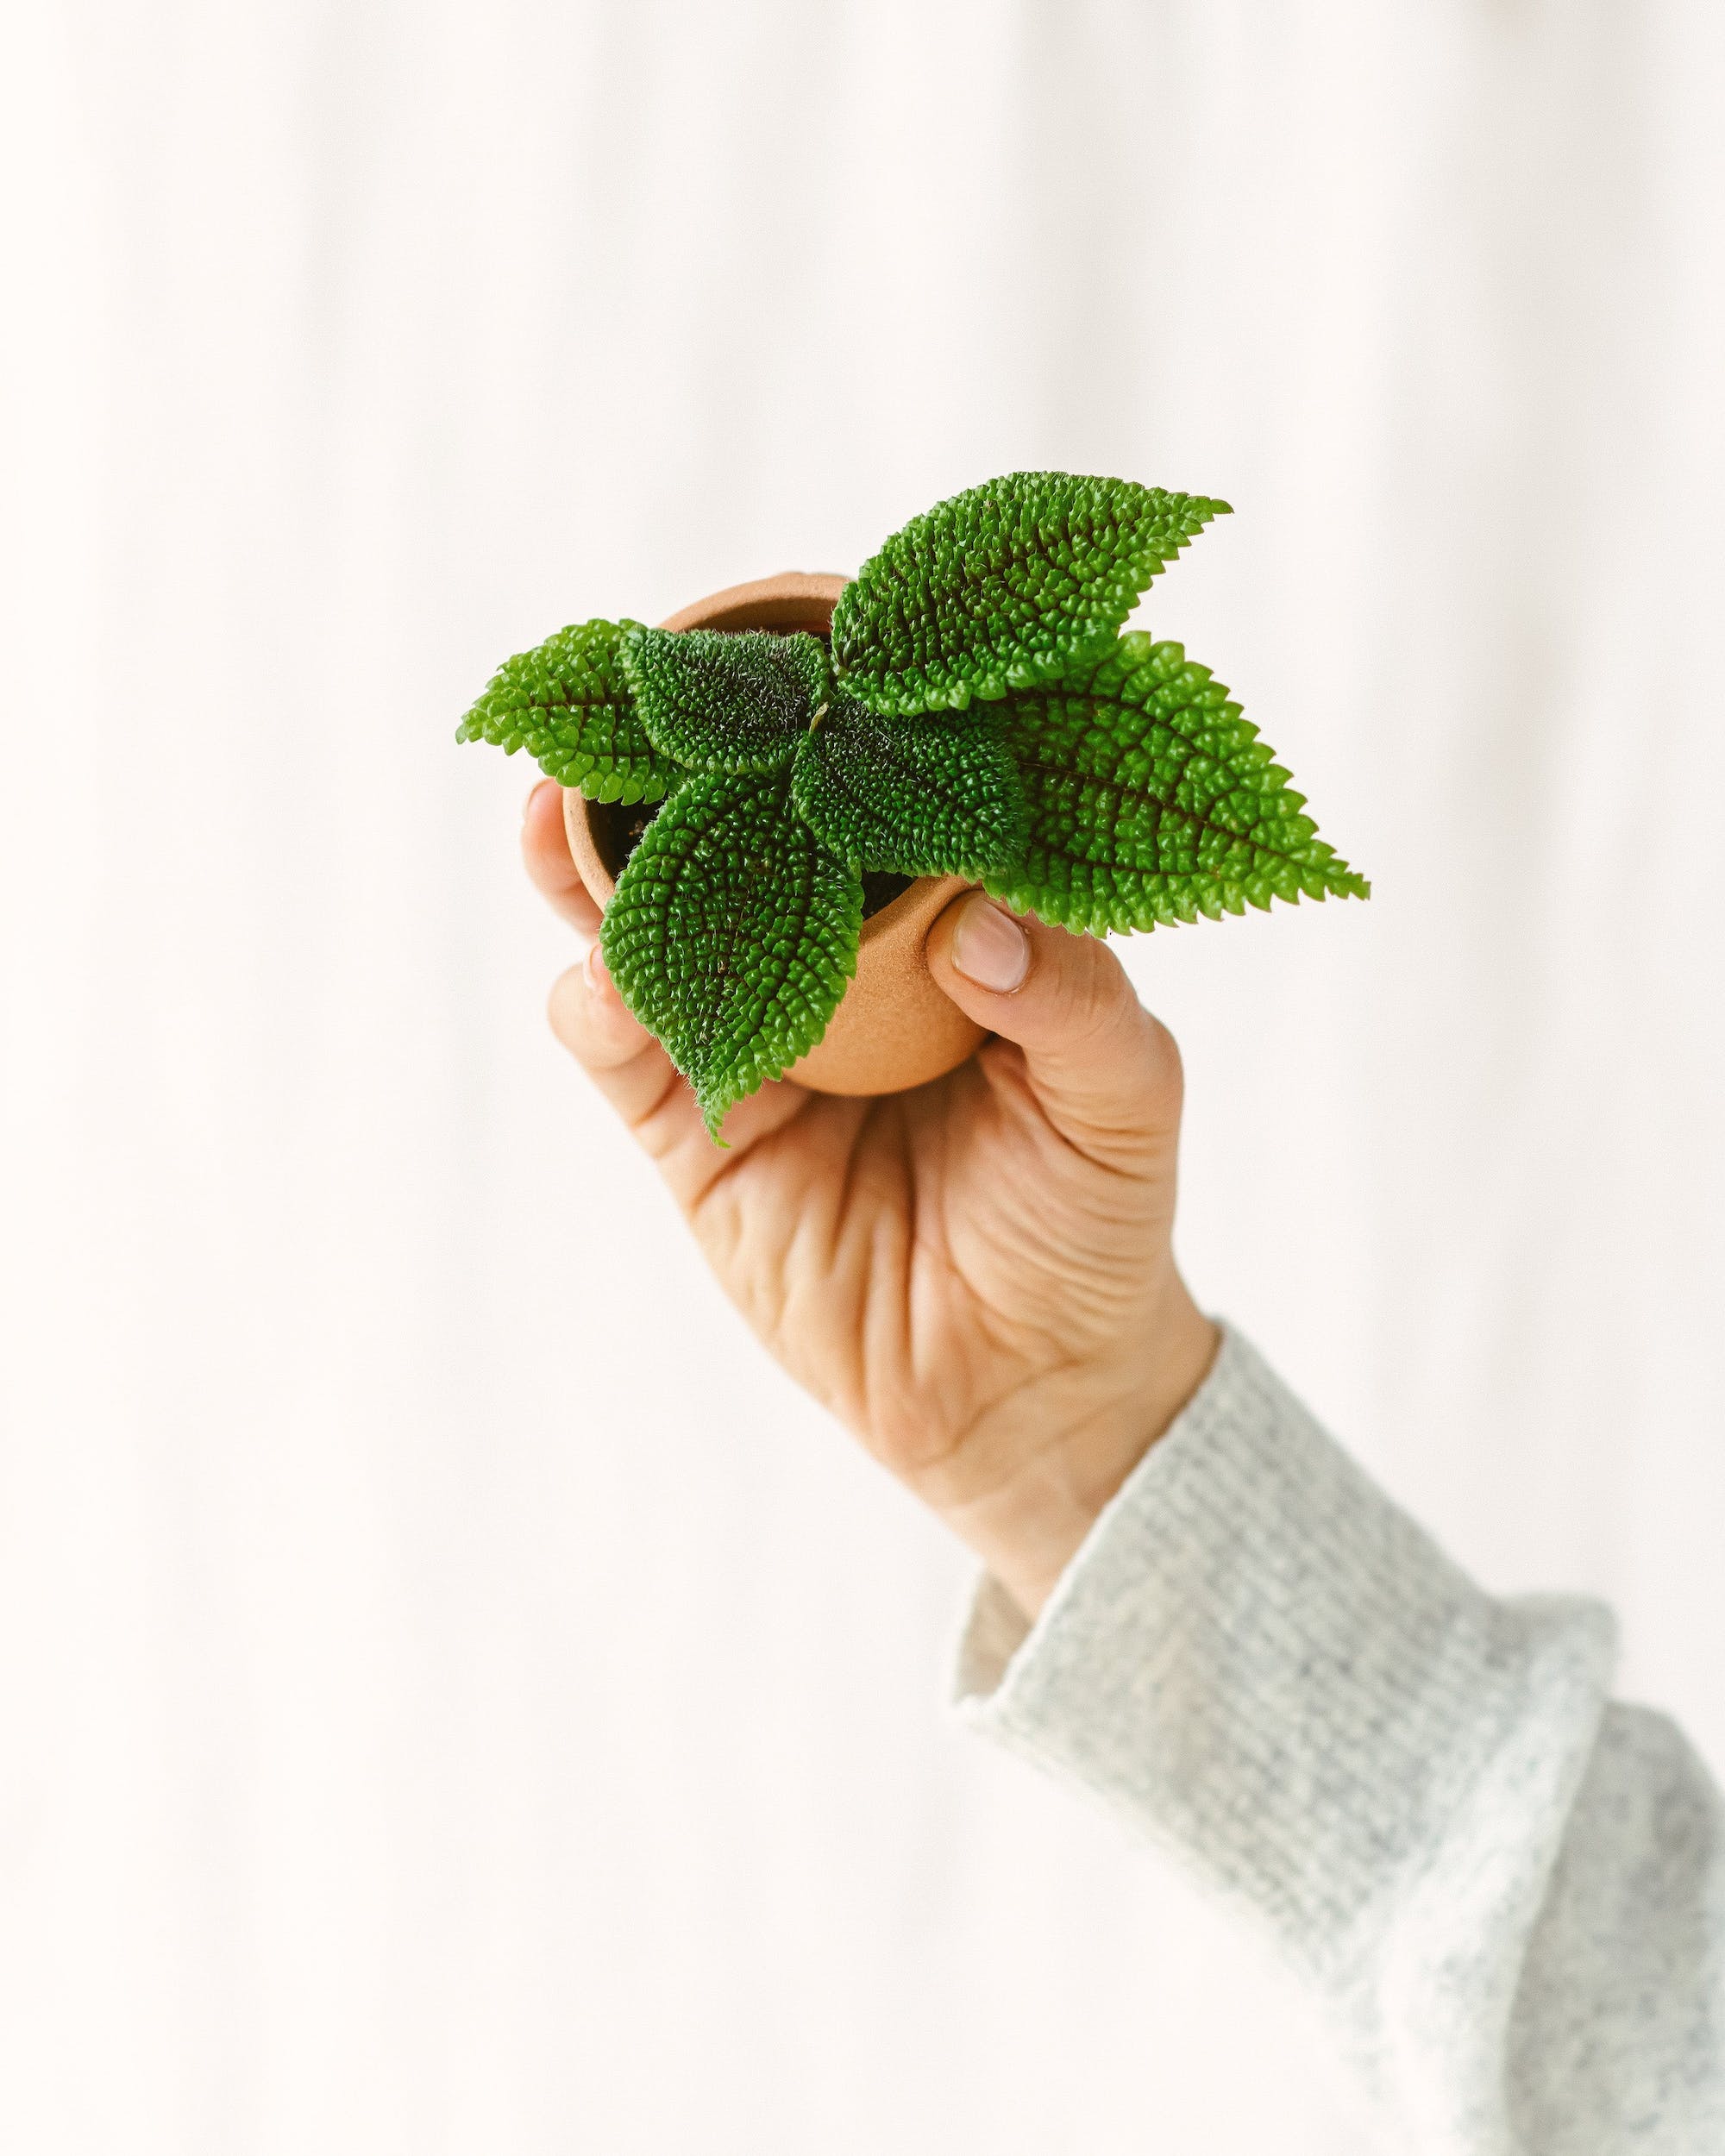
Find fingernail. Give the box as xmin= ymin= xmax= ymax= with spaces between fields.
xmin=524 ymin=778 xmax=553 ymax=824
xmin=584 ymin=941 xmax=612 ymax=998
xmin=950 ymin=894 xmax=1029 ymax=993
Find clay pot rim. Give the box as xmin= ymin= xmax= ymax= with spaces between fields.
xmin=563 ymin=568 xmax=988 ymax=1097
xmin=569 ymin=569 xmax=975 ymax=950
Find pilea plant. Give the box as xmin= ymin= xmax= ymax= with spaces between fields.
xmin=458 ymin=471 xmax=1369 ymax=1138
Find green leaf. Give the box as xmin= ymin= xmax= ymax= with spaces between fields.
xmin=600 ymin=770 xmax=862 ymax=1139
xmin=624 ymin=627 xmax=829 ymax=772
xmin=455 ymin=618 xmax=674 ymax=804
xmin=829 ymin=472 xmax=1231 ymax=717
xmin=981 ymin=633 xmax=1371 ymax=935
xmin=790 ymin=697 xmax=1027 ymax=878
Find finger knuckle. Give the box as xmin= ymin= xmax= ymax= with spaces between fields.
xmin=546 ymin=966 xmax=585 ymax=1047
xmin=1046 ymin=932 xmax=1130 ymax=1039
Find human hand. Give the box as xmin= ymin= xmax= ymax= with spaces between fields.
xmin=522 ymin=779 xmax=1220 ymax=1620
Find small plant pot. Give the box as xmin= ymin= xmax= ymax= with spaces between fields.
xmin=562 ymin=571 xmax=988 ymax=1097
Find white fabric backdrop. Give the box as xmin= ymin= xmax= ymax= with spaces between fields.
xmin=3 ymin=3 xmax=1722 ymax=2149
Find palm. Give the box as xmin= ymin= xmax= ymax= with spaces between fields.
xmin=674 ymin=1036 xmax=1182 ymax=1514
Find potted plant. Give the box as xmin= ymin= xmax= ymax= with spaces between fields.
xmin=457 ymin=471 xmax=1369 ymax=1138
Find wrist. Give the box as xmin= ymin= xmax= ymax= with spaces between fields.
xmin=942 ymin=1280 xmax=1220 ymax=1621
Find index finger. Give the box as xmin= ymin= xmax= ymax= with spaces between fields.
xmin=521 ymin=780 xmax=602 ymax=936
xmin=547 ymin=943 xmax=816 ymax=1211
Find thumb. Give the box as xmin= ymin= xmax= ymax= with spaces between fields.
xmin=924 ymin=889 xmax=1184 ymax=1167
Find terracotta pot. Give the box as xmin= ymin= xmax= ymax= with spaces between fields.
xmin=562 ymin=570 xmax=988 ymax=1097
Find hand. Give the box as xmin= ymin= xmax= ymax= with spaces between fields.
xmin=522 ymin=779 xmax=1220 ymax=1620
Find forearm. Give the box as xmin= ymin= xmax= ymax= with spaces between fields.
xmin=947 ymin=1323 xmax=1725 ymax=2153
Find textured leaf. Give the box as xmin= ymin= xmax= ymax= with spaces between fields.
xmin=829 ymin=472 xmax=1231 ymax=717
xmin=981 ymin=633 xmax=1371 ymax=935
xmin=600 ymin=770 xmax=862 ymax=1139
xmin=624 ymin=628 xmax=829 ymax=772
xmin=455 ymin=618 xmax=674 ymax=804
xmin=790 ymin=697 xmax=1027 ymax=878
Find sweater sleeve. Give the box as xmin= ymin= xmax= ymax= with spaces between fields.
xmin=945 ymin=1320 xmax=1725 ymax=2154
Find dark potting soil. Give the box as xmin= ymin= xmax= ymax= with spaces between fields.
xmin=586 ymin=793 xmax=914 ymax=920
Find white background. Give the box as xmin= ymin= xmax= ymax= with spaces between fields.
xmin=3 ymin=3 xmax=1722 ymax=2150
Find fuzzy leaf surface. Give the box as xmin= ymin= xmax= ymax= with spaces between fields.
xmin=600 ymin=770 xmax=861 ymax=1138
xmin=624 ymin=628 xmax=829 ymax=773
xmin=791 ymin=698 xmax=1027 ymax=878
xmin=982 ymin=634 xmax=1371 ymax=934
xmin=829 ymin=472 xmax=1231 ymax=717
xmin=455 ymin=618 xmax=674 ymax=803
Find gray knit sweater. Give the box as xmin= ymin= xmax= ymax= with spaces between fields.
xmin=946 ymin=1322 xmax=1725 ymax=2153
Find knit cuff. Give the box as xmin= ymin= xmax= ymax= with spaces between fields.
xmin=945 ymin=1320 xmax=1615 ymax=1969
